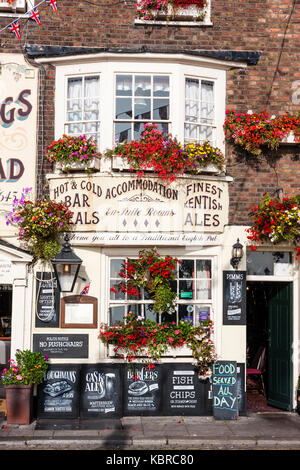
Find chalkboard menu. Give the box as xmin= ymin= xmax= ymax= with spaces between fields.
xmin=212 ymin=361 xmax=238 ymax=420
xmin=35 ymin=272 xmax=60 ymax=327
xmin=162 ymin=363 xmax=209 ymax=415
xmin=33 ymin=334 xmax=89 ymax=358
xmin=223 ymin=271 xmax=246 ymax=325
xmin=124 ymin=364 xmax=162 ymax=416
xmin=80 ymin=364 xmax=123 ymax=418
xmin=37 ymin=364 xmax=81 ymax=419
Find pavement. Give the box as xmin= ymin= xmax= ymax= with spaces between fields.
xmin=1 ymin=410 xmax=300 ymax=451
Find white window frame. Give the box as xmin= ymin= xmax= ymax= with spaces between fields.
xmin=53 ymin=54 xmax=232 ymax=153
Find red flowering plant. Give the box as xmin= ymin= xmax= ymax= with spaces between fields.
xmin=113 ymin=248 xmax=180 ymax=314
xmin=136 ymin=0 xmax=207 ymax=21
xmin=247 ymin=192 xmax=300 ymax=259
xmin=99 ymin=312 xmax=216 ymax=377
xmin=224 ymin=110 xmax=300 ymax=156
xmin=105 ymin=123 xmax=225 ymax=182
xmin=5 ymin=187 xmax=73 ymax=262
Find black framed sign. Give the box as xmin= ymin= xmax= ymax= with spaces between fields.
xmin=33 ymin=334 xmax=89 ymax=358
xmin=162 ymin=363 xmax=210 ymax=415
xmin=80 ymin=364 xmax=123 ymax=418
xmin=124 ymin=364 xmax=162 ymax=416
xmin=37 ymin=364 xmax=81 ymax=419
xmin=35 ymin=272 xmax=60 ymax=327
xmin=212 ymin=361 xmax=238 ymax=420
xmin=223 ymin=271 xmax=246 ymax=325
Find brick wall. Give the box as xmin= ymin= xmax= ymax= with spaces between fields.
xmin=1 ymin=0 xmax=299 ymax=220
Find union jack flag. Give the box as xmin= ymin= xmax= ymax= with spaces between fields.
xmin=8 ymin=20 xmax=21 ymax=40
xmin=45 ymin=0 xmax=58 ymax=12
xmin=27 ymin=7 xmax=41 ymax=26
xmin=80 ymin=282 xmax=91 ymax=295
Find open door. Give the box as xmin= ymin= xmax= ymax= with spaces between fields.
xmin=267 ymin=283 xmax=293 ymax=411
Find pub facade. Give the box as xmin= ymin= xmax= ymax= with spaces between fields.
xmin=0 ymin=0 xmax=299 ymax=419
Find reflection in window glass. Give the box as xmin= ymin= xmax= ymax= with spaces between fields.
xmin=246 ymin=251 xmax=292 ymax=276
xmin=115 ymin=74 xmax=170 ymax=143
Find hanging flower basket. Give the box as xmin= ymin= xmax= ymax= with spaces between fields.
xmin=224 ymin=110 xmax=300 ymax=156
xmin=104 ymin=123 xmax=225 ymax=182
xmin=5 ymin=188 xmax=73 ymax=263
xmin=100 ymin=312 xmax=216 ymax=376
xmin=247 ymin=192 xmax=300 ymax=258
xmin=44 ymin=134 xmax=101 ymax=173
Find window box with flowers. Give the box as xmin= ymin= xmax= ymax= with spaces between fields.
xmin=135 ymin=0 xmax=212 ymax=26
xmin=247 ymin=192 xmax=300 ymax=259
xmin=44 ymin=134 xmax=101 ymax=174
xmin=223 ymin=110 xmax=300 ymax=157
xmin=100 ymin=312 xmax=216 ymax=378
xmin=104 ymin=123 xmax=225 ymax=183
xmin=5 ymin=187 xmax=73 ymax=264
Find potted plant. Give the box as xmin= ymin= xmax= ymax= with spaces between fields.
xmin=99 ymin=312 xmax=215 ymax=377
xmin=223 ymin=109 xmax=300 ymax=156
xmin=247 ymin=192 xmax=300 ymax=259
xmin=136 ymin=0 xmax=208 ymax=22
xmin=44 ymin=134 xmax=101 ymax=173
xmin=5 ymin=187 xmax=73 ymax=263
xmin=1 ymin=349 xmax=49 ymax=425
xmin=104 ymin=123 xmax=225 ymax=182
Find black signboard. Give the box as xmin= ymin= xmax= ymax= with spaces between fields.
xmin=35 ymin=272 xmax=60 ymax=327
xmin=212 ymin=361 xmax=238 ymax=420
xmin=33 ymin=334 xmax=89 ymax=358
xmin=223 ymin=271 xmax=246 ymax=325
xmin=37 ymin=364 xmax=81 ymax=419
xmin=80 ymin=364 xmax=123 ymax=418
xmin=124 ymin=364 xmax=162 ymax=416
xmin=162 ymin=363 xmax=210 ymax=415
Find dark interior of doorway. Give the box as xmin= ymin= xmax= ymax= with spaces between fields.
xmin=246 ymin=282 xmax=281 ymax=412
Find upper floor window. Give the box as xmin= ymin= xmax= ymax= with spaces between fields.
xmin=0 ymin=0 xmax=29 ymax=14
xmin=184 ymin=77 xmax=215 ymax=145
xmin=115 ymin=74 xmax=170 ymax=143
xmin=65 ymin=75 xmax=100 ymax=147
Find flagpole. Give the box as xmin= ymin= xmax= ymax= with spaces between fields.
xmin=0 ymin=0 xmax=46 ymax=33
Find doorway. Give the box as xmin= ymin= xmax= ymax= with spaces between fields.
xmin=246 ymin=281 xmax=293 ymax=411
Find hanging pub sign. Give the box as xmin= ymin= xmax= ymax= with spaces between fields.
xmin=33 ymin=334 xmax=89 ymax=358
xmin=223 ymin=271 xmax=246 ymax=325
xmin=212 ymin=361 xmax=238 ymax=420
xmin=124 ymin=364 xmax=162 ymax=416
xmin=162 ymin=363 xmax=210 ymax=415
xmin=80 ymin=364 xmax=123 ymax=418
xmin=35 ymin=271 xmax=60 ymax=327
xmin=37 ymin=364 xmax=81 ymax=419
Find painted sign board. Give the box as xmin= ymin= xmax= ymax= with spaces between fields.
xmin=223 ymin=271 xmax=246 ymax=325
xmin=0 ymin=54 xmax=38 ymax=236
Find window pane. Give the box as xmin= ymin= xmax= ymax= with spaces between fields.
xmin=115 ymin=122 xmax=132 ymax=143
xmin=67 ymin=77 xmax=82 ymax=99
xmin=145 ymin=305 xmax=159 ymax=323
xmin=110 ymin=306 xmax=125 ymax=324
xmin=196 ymin=280 xmax=211 ymax=299
xmin=116 ymin=98 xmax=132 ymax=119
xmin=84 ymin=98 xmax=100 ymax=121
xmin=196 ymin=260 xmax=211 ymax=278
xmin=110 ymin=281 xmax=125 ymax=300
xmin=195 ymin=305 xmax=210 ymax=325
xmin=201 ymin=80 xmax=214 ymax=103
xmin=185 ymin=78 xmax=199 ymax=101
xmin=179 ymin=260 xmax=194 ymax=278
xmin=179 ymin=304 xmax=194 ymax=324
xmin=154 ymin=76 xmax=170 ymax=97
xmin=116 ymin=75 xmax=132 ymax=96
xmin=179 ymin=280 xmax=194 ymax=299
xmin=134 ymin=98 xmax=151 ymax=120
xmin=161 ymin=310 xmax=176 ymax=324
xmin=246 ymin=251 xmax=292 ymax=276
xmin=84 ymin=76 xmax=99 ymax=98
xmin=110 ymin=259 xmax=124 ymax=278
xmin=153 ymin=99 xmax=169 ymax=120
xmin=135 ymin=75 xmax=151 ymax=96
xmin=127 ymin=304 xmax=142 ymax=316
xmin=65 ymin=122 xmax=83 ymax=134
